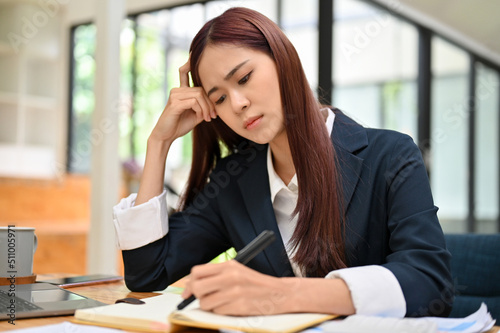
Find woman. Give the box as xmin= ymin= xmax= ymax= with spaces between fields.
xmin=113 ymin=7 xmax=453 ymax=317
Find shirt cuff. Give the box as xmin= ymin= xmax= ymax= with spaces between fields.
xmin=112 ymin=190 xmax=169 ymax=250
xmin=325 ymin=265 xmax=406 ymax=317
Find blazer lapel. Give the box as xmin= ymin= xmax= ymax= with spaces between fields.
xmin=331 ymin=110 xmax=368 ymax=214
xmin=237 ymin=146 xmax=295 ymax=277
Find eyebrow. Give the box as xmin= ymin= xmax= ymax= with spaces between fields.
xmin=207 ymin=60 xmax=250 ymax=97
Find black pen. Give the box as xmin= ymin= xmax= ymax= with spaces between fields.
xmin=177 ymin=230 xmax=276 ymax=310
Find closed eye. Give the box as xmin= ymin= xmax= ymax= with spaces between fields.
xmin=238 ymin=71 xmax=253 ymax=85
xmin=215 ymin=95 xmax=226 ymax=105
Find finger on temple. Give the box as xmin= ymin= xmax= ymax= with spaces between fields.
xmin=179 ymin=61 xmax=191 ymax=87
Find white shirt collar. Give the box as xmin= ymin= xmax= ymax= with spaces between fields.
xmin=267 ymin=108 xmax=335 ymax=202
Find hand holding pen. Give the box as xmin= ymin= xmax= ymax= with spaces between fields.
xmin=177 ymin=230 xmax=276 ymax=310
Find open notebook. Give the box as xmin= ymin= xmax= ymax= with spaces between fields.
xmin=73 ymin=289 xmax=335 ymax=332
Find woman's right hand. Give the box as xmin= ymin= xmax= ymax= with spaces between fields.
xmin=149 ymin=59 xmax=217 ymax=145
xmin=134 ymin=59 xmax=216 ymax=205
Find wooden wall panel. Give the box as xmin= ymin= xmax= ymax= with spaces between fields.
xmin=0 ymin=175 xmax=125 ymax=276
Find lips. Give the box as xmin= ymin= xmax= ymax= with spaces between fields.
xmin=244 ymin=115 xmax=263 ymax=130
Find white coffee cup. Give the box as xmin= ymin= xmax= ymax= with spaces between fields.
xmin=0 ymin=226 xmax=38 ymax=278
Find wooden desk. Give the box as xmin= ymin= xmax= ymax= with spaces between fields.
xmin=0 ymin=278 xmax=163 ymax=332
xmin=1 ymin=278 xmax=499 ymax=332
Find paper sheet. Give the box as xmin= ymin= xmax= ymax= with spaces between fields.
xmin=303 ymin=303 xmax=496 ymax=333
xmin=303 ymin=314 xmax=438 ymax=333
xmin=417 ymin=303 xmax=496 ymax=333
xmin=6 ymin=321 xmax=122 ymax=333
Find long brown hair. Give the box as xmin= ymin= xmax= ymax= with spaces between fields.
xmin=180 ymin=7 xmax=346 ymax=277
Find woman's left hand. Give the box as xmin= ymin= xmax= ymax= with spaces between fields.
xmin=181 ymin=260 xmax=295 ymax=316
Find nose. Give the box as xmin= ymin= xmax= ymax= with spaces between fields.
xmin=230 ymin=90 xmax=249 ymax=114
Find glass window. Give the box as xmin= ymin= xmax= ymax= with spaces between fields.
xmin=382 ymin=80 xmax=417 ymax=137
xmin=475 ymin=63 xmax=499 ymax=232
xmin=67 ymin=5 xmax=206 ymax=187
xmin=333 ymin=0 xmax=418 ymax=138
xmin=68 ymin=24 xmax=96 ymax=174
xmin=119 ymin=18 xmax=136 ymax=164
xmin=158 ymin=4 xmax=205 ymax=194
xmin=430 ymin=37 xmax=469 ymax=232
xmin=334 ymin=84 xmax=381 ymax=127
xmin=281 ymin=0 xmax=318 ymax=89
xmin=132 ymin=11 xmax=168 ymax=160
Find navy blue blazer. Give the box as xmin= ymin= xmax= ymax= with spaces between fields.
xmin=122 ymin=110 xmax=453 ymax=317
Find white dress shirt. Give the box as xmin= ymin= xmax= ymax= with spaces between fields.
xmin=113 ymin=108 xmax=406 ymax=317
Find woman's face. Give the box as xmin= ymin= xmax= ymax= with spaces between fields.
xmin=197 ymin=45 xmax=285 ymax=145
